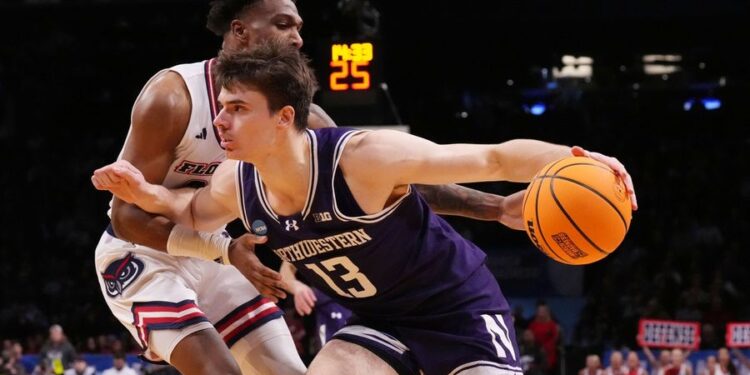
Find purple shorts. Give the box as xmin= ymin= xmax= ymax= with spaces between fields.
xmin=331 ymin=266 xmax=523 ymax=375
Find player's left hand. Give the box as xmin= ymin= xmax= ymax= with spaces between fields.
xmin=571 ymin=146 xmax=638 ymax=211
xmin=498 ymin=190 xmax=526 ymax=231
xmin=91 ymin=160 xmax=149 ymax=204
xmin=228 ymin=234 xmax=290 ymax=303
xmin=291 ymin=281 xmax=317 ymax=316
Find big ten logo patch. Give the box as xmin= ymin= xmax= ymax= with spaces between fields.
xmin=313 ymin=212 xmax=333 ymax=223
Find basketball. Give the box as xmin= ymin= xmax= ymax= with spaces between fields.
xmin=522 ymin=156 xmax=632 ymax=265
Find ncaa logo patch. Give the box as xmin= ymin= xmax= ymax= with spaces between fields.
xmin=101 ymin=253 xmax=144 ymax=297
xmin=252 ymin=219 xmax=268 ymax=236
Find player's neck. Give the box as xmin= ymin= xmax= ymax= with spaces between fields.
xmin=254 ymin=130 xmax=310 ymax=214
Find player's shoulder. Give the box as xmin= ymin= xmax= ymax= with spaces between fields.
xmin=214 ymin=159 xmax=240 ymax=177
xmin=139 ymin=70 xmax=190 ymax=106
xmin=131 ymin=69 xmax=191 ymax=130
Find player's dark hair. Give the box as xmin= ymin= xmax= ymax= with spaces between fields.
xmin=215 ymin=38 xmax=318 ymax=131
xmin=206 ymin=0 xmax=260 ymax=36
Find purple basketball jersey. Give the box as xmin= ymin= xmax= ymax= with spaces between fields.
xmin=237 ymin=128 xmax=521 ymax=375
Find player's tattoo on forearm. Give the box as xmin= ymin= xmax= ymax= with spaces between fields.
xmin=415 ymin=184 xmax=501 ymax=221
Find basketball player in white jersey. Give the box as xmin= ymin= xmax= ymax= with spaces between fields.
xmin=94 ymin=1 xmax=558 ymax=374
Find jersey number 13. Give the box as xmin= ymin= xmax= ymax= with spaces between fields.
xmin=306 ymin=256 xmax=377 ymax=298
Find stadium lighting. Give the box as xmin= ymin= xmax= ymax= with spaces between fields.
xmin=701 ymin=98 xmax=721 ymax=111
xmin=529 ymin=103 xmax=547 ymax=116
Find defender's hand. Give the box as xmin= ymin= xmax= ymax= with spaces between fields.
xmin=571 ymin=146 xmax=638 ymax=210
xmin=228 ymin=234 xmax=289 ymax=302
xmin=91 ymin=160 xmax=149 ymax=204
xmin=291 ymin=281 xmax=317 ymax=316
xmin=498 ymin=190 xmax=526 ymax=231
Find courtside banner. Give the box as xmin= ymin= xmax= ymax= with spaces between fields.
xmin=637 ymin=319 xmax=700 ymax=349
xmin=726 ymin=323 xmax=750 ymax=348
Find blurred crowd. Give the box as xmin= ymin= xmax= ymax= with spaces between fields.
xmin=577 ymin=347 xmax=750 ymax=375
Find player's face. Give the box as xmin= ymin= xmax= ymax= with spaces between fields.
xmin=239 ymin=0 xmax=303 ymax=50
xmin=214 ymin=85 xmax=281 ymax=161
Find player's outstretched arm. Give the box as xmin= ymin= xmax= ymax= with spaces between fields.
xmin=308 ymin=103 xmax=539 ymax=227
xmin=341 ymin=130 xmax=637 ymax=212
xmin=94 ymin=160 xmax=290 ymax=300
xmin=93 ymin=159 xmax=239 ymax=232
xmin=310 ymin=103 xmax=572 ymax=227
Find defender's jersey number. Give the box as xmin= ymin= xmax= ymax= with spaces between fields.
xmin=305 ymin=256 xmax=377 ymax=298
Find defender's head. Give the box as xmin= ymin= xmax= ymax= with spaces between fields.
xmin=207 ymin=0 xmax=303 ymax=52
xmin=213 ymin=39 xmax=317 ymax=160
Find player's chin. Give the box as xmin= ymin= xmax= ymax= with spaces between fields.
xmin=224 ymin=147 xmax=239 ymax=159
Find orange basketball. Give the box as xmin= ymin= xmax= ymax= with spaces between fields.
xmin=522 ymin=156 xmax=632 ymax=265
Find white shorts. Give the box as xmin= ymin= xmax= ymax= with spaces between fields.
xmin=94 ymin=229 xmax=283 ymax=362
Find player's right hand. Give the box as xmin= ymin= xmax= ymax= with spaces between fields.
xmin=498 ymin=189 xmax=526 ymax=231
xmin=228 ymin=234 xmax=290 ymax=303
xmin=91 ymin=160 xmax=149 ymax=204
xmin=291 ymin=281 xmax=317 ymax=316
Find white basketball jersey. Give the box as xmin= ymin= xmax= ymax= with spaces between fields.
xmin=117 ymin=59 xmax=225 ymax=190
xmin=161 ymin=59 xmax=225 ymax=189
xmin=110 ymin=59 xmax=225 ymax=219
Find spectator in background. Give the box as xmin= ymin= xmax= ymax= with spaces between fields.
xmin=519 ymin=329 xmax=547 ymax=375
xmin=513 ymin=305 xmax=529 ymax=334
xmin=701 ymin=355 xmax=718 ymax=375
xmin=38 ymin=325 xmax=75 ymax=374
xmin=101 ymin=352 xmax=137 ymax=375
xmin=30 ymin=360 xmax=53 ymax=375
xmin=728 ymin=349 xmax=747 ymax=374
xmin=643 ymin=347 xmax=672 ymax=375
xmin=1 ymin=344 xmax=28 ymax=375
xmin=141 ymin=363 xmax=178 ymax=375
xmin=580 ymin=354 xmax=603 ymax=375
xmin=627 ymin=351 xmax=647 ymax=375
xmin=62 ymin=356 xmax=94 ymax=375
xmin=666 ymin=348 xmax=693 ymax=375
xmin=81 ymin=338 xmax=97 ymax=354
xmin=606 ymin=351 xmax=628 ymax=375
xmin=529 ymin=302 xmax=560 ymax=373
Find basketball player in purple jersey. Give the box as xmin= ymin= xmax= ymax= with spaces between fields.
xmin=95 ymin=1 xmax=551 ymax=374
xmin=93 ymin=42 xmax=637 ymax=374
